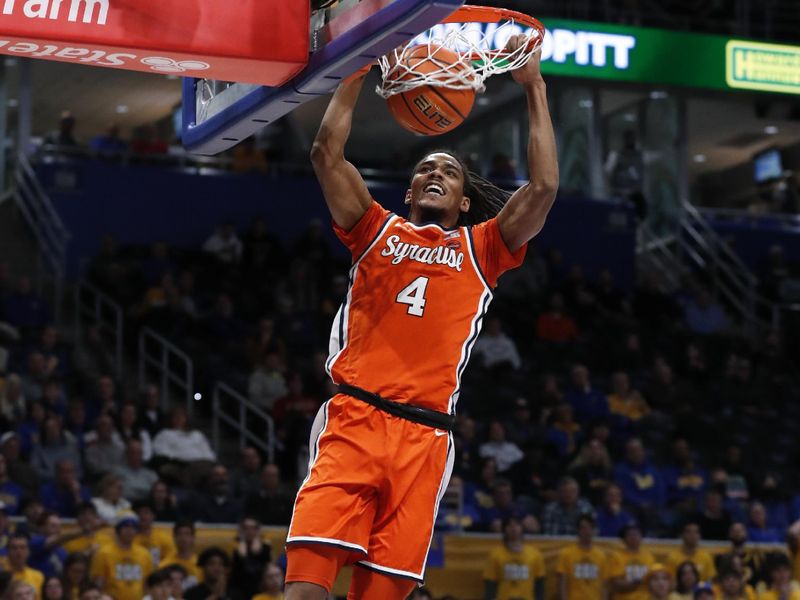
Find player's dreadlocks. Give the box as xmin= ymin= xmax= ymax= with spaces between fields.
xmin=415 ymin=149 xmax=513 ymax=226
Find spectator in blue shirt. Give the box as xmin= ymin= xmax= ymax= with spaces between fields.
xmin=0 ymin=454 xmax=24 ymax=516
xmin=663 ymin=438 xmax=707 ymax=514
xmin=39 ymin=460 xmax=90 ymax=518
xmin=28 ymin=512 xmax=69 ymax=578
xmin=614 ymin=438 xmax=665 ymax=532
xmin=746 ymin=501 xmax=781 ymax=543
xmin=565 ymin=364 xmax=609 ymax=425
xmin=90 ymin=124 xmax=128 ymax=155
xmin=596 ymin=483 xmax=635 ymax=537
xmin=684 ymin=289 xmax=729 ymax=335
xmin=477 ymin=479 xmax=540 ymax=534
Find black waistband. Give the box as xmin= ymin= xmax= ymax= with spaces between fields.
xmin=338 ymin=383 xmax=456 ymax=432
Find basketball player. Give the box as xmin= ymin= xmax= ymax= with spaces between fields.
xmin=285 ymin=35 xmax=558 ymax=600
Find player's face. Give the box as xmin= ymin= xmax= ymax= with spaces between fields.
xmin=407 ymin=153 xmax=469 ymax=225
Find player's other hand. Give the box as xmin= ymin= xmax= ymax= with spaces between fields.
xmin=506 ymin=34 xmax=544 ymax=86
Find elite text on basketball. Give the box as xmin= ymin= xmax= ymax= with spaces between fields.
xmin=1 ymin=0 xmax=109 ymax=26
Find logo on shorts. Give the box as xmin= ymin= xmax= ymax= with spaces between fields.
xmin=141 ymin=56 xmax=210 ymax=73
xmin=434 ymin=430 xmax=448 ymax=437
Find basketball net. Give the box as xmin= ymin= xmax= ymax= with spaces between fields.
xmin=377 ymin=6 xmax=545 ymax=98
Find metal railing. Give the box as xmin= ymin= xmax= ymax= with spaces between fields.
xmin=637 ymin=200 xmax=780 ymax=336
xmin=138 ymin=327 xmax=194 ymax=414
xmin=74 ymin=280 xmax=124 ymax=378
xmin=12 ymin=152 xmax=70 ymax=321
xmin=211 ymin=381 xmax=275 ymax=464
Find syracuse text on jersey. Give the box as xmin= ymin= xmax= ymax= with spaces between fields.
xmin=1 ymin=0 xmax=109 ymax=25
xmin=381 ymin=234 xmax=465 ymax=271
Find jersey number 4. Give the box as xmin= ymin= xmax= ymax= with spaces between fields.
xmin=396 ymin=276 xmax=429 ymax=317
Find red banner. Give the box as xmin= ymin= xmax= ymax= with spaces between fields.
xmin=0 ymin=0 xmax=309 ymax=85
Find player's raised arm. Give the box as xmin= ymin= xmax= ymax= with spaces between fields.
xmin=310 ymin=69 xmax=374 ymax=231
xmin=496 ymin=38 xmax=559 ymax=253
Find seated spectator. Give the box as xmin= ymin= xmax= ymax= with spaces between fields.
xmin=545 ymin=402 xmax=581 ymax=457
xmin=746 ymin=502 xmax=781 ymax=543
xmin=230 ymin=517 xmax=272 ymax=599
xmin=188 ymin=464 xmax=242 ymax=524
xmin=607 ymin=371 xmax=650 ymax=427
xmin=713 ymin=555 xmax=755 ymax=600
xmin=39 ymin=460 xmax=91 ymax=518
xmin=184 ymin=547 xmax=243 ymax=600
xmin=3 ymin=277 xmax=51 ymax=331
xmin=5 ymin=580 xmax=37 ymax=600
xmin=0 ymin=453 xmax=24 ymax=515
xmin=555 ymin=515 xmax=607 ymax=600
xmin=6 ymin=533 xmax=45 ymax=594
xmin=133 ymin=502 xmax=175 ymax=566
xmin=84 ymin=415 xmax=124 ymax=479
xmin=112 ymin=439 xmax=158 ymax=503
xmin=479 ymin=421 xmax=524 ymax=474
xmin=1 ymin=432 xmax=38 ymax=495
xmin=542 ymin=477 xmax=594 ymax=536
xmin=138 ymin=384 xmax=165 ymax=438
xmin=609 ymin=522 xmax=655 ymax=600
xmin=243 ymin=464 xmax=294 ymax=526
xmin=90 ymin=513 xmax=153 ymax=600
xmin=663 ymin=439 xmax=707 ymax=514
xmin=28 ymin=512 xmax=69 ymax=578
xmin=22 ymin=354 xmax=51 ymax=403
xmin=37 ymin=326 xmax=72 ymax=379
xmin=645 ymin=564 xmax=672 ymax=600
xmin=90 ymin=124 xmax=127 ymax=154
xmin=726 ymin=522 xmax=766 ymax=590
xmin=477 ymin=479 xmax=539 ymax=534
xmin=670 ymin=561 xmax=700 ymax=600
xmin=91 ymin=474 xmax=131 ymax=524
xmin=565 ymin=364 xmax=609 ymax=425
xmin=152 ymin=407 xmax=216 ymax=487
xmin=271 ymin=373 xmax=319 ymax=424
xmin=695 ymin=490 xmax=732 ymax=541
xmin=63 ymin=398 xmax=90 ymax=451
xmin=40 ymin=381 xmax=67 ymax=419
xmin=664 ymin=521 xmax=716 ymax=581
xmin=596 ymin=484 xmax=636 ymax=538
xmin=203 ymin=223 xmax=243 ymax=265
xmin=760 ymin=554 xmax=799 ymax=600
xmin=472 ymin=317 xmax=521 ymax=372
xmin=684 ymin=289 xmax=729 ymax=335
xmin=31 ymin=416 xmax=82 ymax=482
xmin=0 ymin=374 xmax=25 ymax=423
xmin=62 ymin=503 xmax=111 ymax=557
xmin=252 ymin=563 xmax=284 ymax=600
xmin=503 ymin=397 xmax=538 ymax=448
xmin=248 ymin=352 xmax=288 ymax=412
xmin=78 ymin=583 xmax=103 ymax=600
xmin=17 ymin=497 xmax=45 ymax=537
xmin=159 ymin=520 xmax=202 ymax=590
xmin=148 ymin=480 xmax=179 ymax=523
xmin=568 ymin=439 xmax=614 ymax=506
xmin=164 ymin=564 xmax=188 ymax=599
xmin=535 ymin=293 xmax=578 ymax=344
xmin=17 ymin=400 xmax=46 ymax=455
xmin=614 ymin=438 xmax=665 ymax=520
xmin=142 ymin=569 xmax=172 ymax=600
xmin=62 ymin=553 xmax=91 ymax=599
xmin=231 ymin=446 xmax=262 ymax=500
xmin=112 ymin=403 xmax=153 ymax=462
xmin=482 ymin=516 xmax=545 ymax=600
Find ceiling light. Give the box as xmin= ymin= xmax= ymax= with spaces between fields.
xmin=115 ymin=105 xmax=129 ymax=114
xmin=764 ymin=125 xmax=778 ymax=135
xmin=693 ymin=154 xmax=707 ymax=163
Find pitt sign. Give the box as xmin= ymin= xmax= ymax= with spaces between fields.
xmin=2 ymin=0 xmax=109 ymax=25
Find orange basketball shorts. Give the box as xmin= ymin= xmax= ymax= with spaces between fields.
xmin=287 ymin=392 xmax=453 ymax=582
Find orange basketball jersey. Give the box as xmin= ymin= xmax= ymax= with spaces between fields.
xmin=326 ymin=200 xmax=526 ymax=413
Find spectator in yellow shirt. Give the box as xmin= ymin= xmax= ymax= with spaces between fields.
xmin=754 ymin=554 xmax=798 ymax=600
xmin=714 ymin=563 xmax=755 ymax=600
xmin=556 ymin=515 xmax=608 ymax=600
xmin=78 ymin=583 xmax=103 ymax=600
xmin=134 ymin=502 xmax=175 ymax=566
xmin=483 ymin=516 xmax=545 ymax=600
xmin=4 ymin=580 xmax=37 ymax=600
xmin=7 ymin=533 xmax=45 ymax=600
xmin=90 ymin=514 xmax=153 ymax=600
xmin=608 ymin=372 xmax=651 ymax=422
xmin=646 ymin=564 xmax=672 ymax=600
xmin=62 ymin=503 xmax=112 ymax=558
xmin=609 ymin=522 xmax=656 ymax=600
xmin=159 ymin=520 xmax=202 ymax=590
xmin=712 ymin=555 xmax=756 ymax=600
xmin=665 ymin=522 xmax=717 ymax=581
xmin=252 ymin=563 xmax=285 ymax=600
xmin=62 ymin=553 xmax=91 ymax=600
xmin=668 ymin=561 xmax=700 ymax=600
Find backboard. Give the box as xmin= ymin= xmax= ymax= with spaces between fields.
xmin=181 ymin=0 xmax=464 ymax=156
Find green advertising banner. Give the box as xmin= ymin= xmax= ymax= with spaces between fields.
xmin=527 ymin=17 xmax=800 ymax=95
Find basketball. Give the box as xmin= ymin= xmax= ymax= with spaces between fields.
xmin=385 ymin=45 xmax=476 ymax=136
